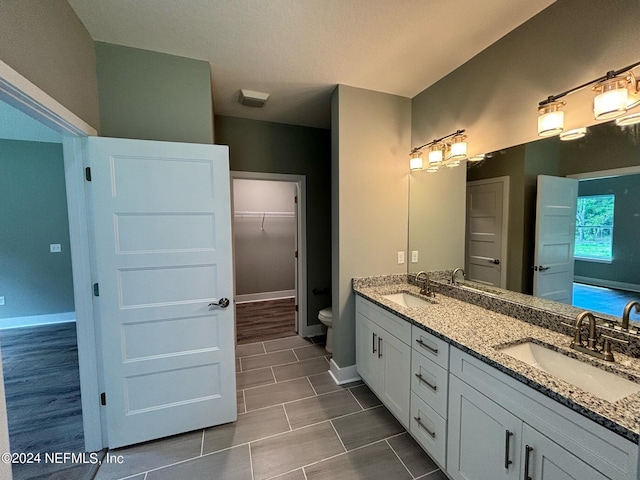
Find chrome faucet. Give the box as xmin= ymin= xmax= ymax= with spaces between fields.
xmin=621 ymin=301 xmax=640 ymax=331
xmin=415 ymin=271 xmax=434 ymax=297
xmin=451 ymin=268 xmax=465 ymax=285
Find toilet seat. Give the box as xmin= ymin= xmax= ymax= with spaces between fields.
xmin=318 ymin=308 xmax=333 ymax=326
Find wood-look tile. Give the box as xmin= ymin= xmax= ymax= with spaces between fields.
xmin=94 ymin=430 xmax=202 ymax=480
xmin=349 ymin=384 xmax=382 ymax=409
xmin=250 ymin=422 xmax=344 ymax=480
xmin=203 ymin=405 xmax=290 ymax=454
xmin=236 ymin=367 xmax=275 ymax=390
xmin=307 ymin=372 xmax=363 ymax=395
xmin=264 ymin=336 xmax=313 ymax=353
xmin=293 ymin=344 xmax=327 ymax=360
xmin=241 ymin=350 xmax=297 ymax=371
xmin=418 ymin=469 xmax=449 ymax=479
xmin=387 ymin=433 xmax=439 ymax=478
xmin=267 ymin=469 xmax=306 ymax=480
xmin=237 ymin=390 xmax=246 ymax=414
xmin=331 ymin=406 xmax=404 ymax=451
xmin=236 ymin=357 xmax=241 ymax=372
xmin=236 ymin=342 xmax=266 ymax=358
xmin=244 ymin=378 xmax=315 ymax=411
xmin=272 ymin=357 xmax=329 ymax=382
xmin=304 ymin=440 xmax=411 ymax=480
xmin=284 ymin=390 xmax=362 ymax=430
xmin=147 ymin=444 xmax=252 ymax=480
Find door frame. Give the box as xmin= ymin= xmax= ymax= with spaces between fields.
xmin=465 ymin=176 xmax=509 ymax=289
xmin=0 ymin=60 xmax=103 ymax=451
xmin=230 ymin=171 xmax=309 ymax=337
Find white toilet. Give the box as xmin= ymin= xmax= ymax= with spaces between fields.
xmin=318 ymin=307 xmax=333 ymax=353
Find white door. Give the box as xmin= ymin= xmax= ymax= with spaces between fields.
xmin=533 ymin=175 xmax=578 ymax=304
xmin=465 ymin=178 xmax=508 ymax=288
xmin=87 ymin=137 xmax=236 ymax=448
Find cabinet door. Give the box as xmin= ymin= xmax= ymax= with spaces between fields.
xmin=521 ymin=425 xmax=608 ymax=480
xmin=355 ymin=312 xmax=378 ymax=389
xmin=378 ymin=331 xmax=411 ymax=427
xmin=448 ymin=375 xmax=521 ymax=480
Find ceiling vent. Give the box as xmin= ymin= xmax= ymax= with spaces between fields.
xmin=238 ymin=89 xmax=270 ymax=108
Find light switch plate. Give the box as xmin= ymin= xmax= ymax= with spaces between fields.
xmin=411 ymin=251 xmax=419 ymax=263
xmin=397 ymin=251 xmax=405 ymax=264
xmin=50 ymin=244 xmax=61 ymax=253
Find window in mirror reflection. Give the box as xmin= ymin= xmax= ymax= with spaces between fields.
xmin=575 ymin=194 xmax=615 ymax=262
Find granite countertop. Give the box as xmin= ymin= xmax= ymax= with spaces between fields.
xmin=353 ymin=278 xmax=640 ymax=443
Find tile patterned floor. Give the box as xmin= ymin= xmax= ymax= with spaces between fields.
xmin=94 ymin=335 xmax=448 ymax=480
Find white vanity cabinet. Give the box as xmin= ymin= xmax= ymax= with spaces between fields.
xmin=447 ymin=347 xmax=636 ymax=480
xmin=355 ymin=296 xmax=411 ymax=427
xmin=410 ymin=327 xmax=449 ymax=467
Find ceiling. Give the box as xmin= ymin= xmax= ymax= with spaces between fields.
xmin=67 ymin=0 xmax=555 ymax=129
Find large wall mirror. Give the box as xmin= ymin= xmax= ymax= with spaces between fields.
xmin=408 ymin=119 xmax=640 ymax=321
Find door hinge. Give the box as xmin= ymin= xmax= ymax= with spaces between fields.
xmin=85 ymin=167 xmax=92 ymax=182
xmin=100 ymin=392 xmax=106 ymax=406
xmin=295 ymin=305 xmax=299 ymax=312
xmin=93 ymin=283 xmax=99 ymax=296
xmin=294 ymin=195 xmax=298 ymax=204
xmin=294 ymin=250 xmax=298 ymax=258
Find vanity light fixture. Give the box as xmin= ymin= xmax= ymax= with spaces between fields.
xmin=409 ymin=129 xmax=467 ymax=172
xmin=559 ymin=127 xmax=587 ymax=141
xmin=467 ymin=154 xmax=485 ymax=162
xmin=537 ymin=60 xmax=640 ymax=137
xmin=615 ymin=112 xmax=640 ymax=126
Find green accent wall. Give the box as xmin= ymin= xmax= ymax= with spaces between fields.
xmin=0 ymin=139 xmax=74 ymax=319
xmin=95 ymin=43 xmax=213 ymax=144
xmin=575 ymin=174 xmax=640 ymax=287
xmin=215 ymin=115 xmax=331 ymax=328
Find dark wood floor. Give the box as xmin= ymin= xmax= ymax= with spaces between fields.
xmin=0 ymin=322 xmax=89 ymax=480
xmin=235 ymin=298 xmax=297 ymax=344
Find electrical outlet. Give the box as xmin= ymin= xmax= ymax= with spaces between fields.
xmin=0 ymin=296 xmax=4 ymax=306
xmin=397 ymin=251 xmax=405 ymax=264
xmin=50 ymin=244 xmax=61 ymax=253
xmin=411 ymin=251 xmax=419 ymax=263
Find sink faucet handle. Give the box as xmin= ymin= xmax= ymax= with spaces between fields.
xmin=600 ymin=334 xmax=629 ymax=362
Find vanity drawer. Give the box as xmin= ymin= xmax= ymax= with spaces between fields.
xmin=411 ymin=349 xmax=448 ymax=418
xmin=412 ymin=326 xmax=449 ymax=369
xmin=410 ymin=392 xmax=447 ymax=468
xmin=356 ymin=296 xmax=411 ymax=345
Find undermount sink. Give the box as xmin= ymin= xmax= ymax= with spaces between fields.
xmin=382 ymin=292 xmax=434 ymax=308
xmin=497 ymin=341 xmax=640 ymax=403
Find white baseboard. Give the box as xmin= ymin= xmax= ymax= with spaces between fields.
xmin=236 ymin=290 xmax=296 ymax=303
xmin=0 ymin=311 xmax=76 ymax=330
xmin=328 ymin=358 xmax=361 ymax=385
xmin=574 ymin=276 xmax=640 ymax=293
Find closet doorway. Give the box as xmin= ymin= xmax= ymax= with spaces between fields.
xmin=231 ymin=172 xmax=307 ymax=344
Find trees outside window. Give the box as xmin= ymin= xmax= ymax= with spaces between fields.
xmin=575 ymin=194 xmax=614 ymax=261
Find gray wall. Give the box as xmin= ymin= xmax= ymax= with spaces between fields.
xmin=332 ymin=85 xmax=411 ymax=369
xmin=0 ymin=0 xmax=100 ymax=130
xmin=0 ymin=139 xmax=74 ymax=320
xmin=215 ymin=115 xmax=332 ymax=328
xmin=575 ymin=174 xmax=640 ymax=288
xmin=233 ymin=179 xmax=296 ymax=296
xmin=95 ymin=42 xmax=214 ymax=144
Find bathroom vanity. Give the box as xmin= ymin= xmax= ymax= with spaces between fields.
xmin=353 ymin=274 xmax=640 ymax=480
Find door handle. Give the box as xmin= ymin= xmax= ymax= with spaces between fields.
xmin=372 ymin=333 xmax=377 ymax=354
xmin=504 ymin=430 xmax=513 ymax=469
xmin=538 ymin=266 xmax=550 ymax=272
xmin=489 ymin=258 xmax=500 ymax=265
xmin=208 ymin=298 xmax=230 ymax=308
xmin=524 ymin=445 xmax=533 ymax=480
xmin=378 ymin=336 xmax=382 ymax=358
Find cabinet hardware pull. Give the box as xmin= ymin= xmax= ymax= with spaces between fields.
xmin=415 ymin=373 xmax=437 ymax=391
xmin=504 ymin=430 xmax=513 ymax=469
xmin=413 ymin=416 xmax=436 ymax=438
xmin=416 ymin=338 xmax=438 ymax=354
xmin=372 ymin=333 xmax=377 ymax=354
xmin=378 ymin=336 xmax=382 ymax=358
xmin=524 ymin=445 xmax=533 ymax=480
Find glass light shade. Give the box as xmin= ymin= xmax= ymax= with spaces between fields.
xmin=449 ymin=134 xmax=467 ymax=159
xmin=537 ymin=102 xmax=565 ymax=137
xmin=409 ymin=152 xmax=423 ymax=170
xmin=426 ymin=165 xmax=440 ymax=173
xmin=559 ymin=127 xmax=587 ymax=141
xmin=467 ymin=154 xmax=485 ymax=162
xmin=593 ymin=78 xmax=628 ymax=120
xmin=428 ymin=145 xmax=443 ymax=165
xmin=615 ymin=112 xmax=640 ymax=126
xmin=446 ymin=160 xmax=461 ymax=168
